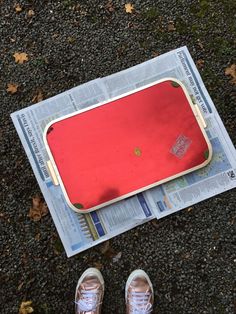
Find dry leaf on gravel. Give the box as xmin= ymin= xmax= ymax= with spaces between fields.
xmin=196 ymin=59 xmax=204 ymax=69
xmin=67 ymin=36 xmax=76 ymax=44
xmin=13 ymin=52 xmax=28 ymax=64
xmin=35 ymin=233 xmax=41 ymax=241
xmin=27 ymin=9 xmax=35 ymax=17
xmin=28 ymin=195 xmax=48 ymax=222
xmin=14 ymin=3 xmax=22 ymax=13
xmin=151 ymin=219 xmax=159 ymax=228
xmin=105 ymin=0 xmax=115 ymax=12
xmin=167 ymin=21 xmax=176 ymax=31
xmin=100 ymin=240 xmax=110 ymax=254
xmin=93 ymin=261 xmax=103 ymax=270
xmin=19 ymin=301 xmax=34 ymax=314
xmin=125 ymin=3 xmax=134 ymax=14
xmin=6 ymin=83 xmax=19 ymax=94
xmin=225 ymin=64 xmax=236 ymax=84
xmin=152 ymin=52 xmax=159 ymax=58
xmin=32 ymin=89 xmax=43 ymax=103
xmin=197 ymin=39 xmax=204 ymax=50
xmin=112 ymin=251 xmax=122 ymax=263
xmin=99 ymin=240 xmax=119 ymax=259
xmin=17 ymin=282 xmax=24 ymax=291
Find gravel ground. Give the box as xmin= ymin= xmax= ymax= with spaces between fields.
xmin=1 ymin=1 xmax=236 ymax=313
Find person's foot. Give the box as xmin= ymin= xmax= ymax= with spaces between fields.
xmin=125 ymin=269 xmax=154 ymax=314
xmin=75 ymin=267 xmax=104 ymax=314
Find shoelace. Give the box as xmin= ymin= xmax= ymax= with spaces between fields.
xmin=75 ymin=289 xmax=101 ymax=312
xmin=129 ymin=291 xmax=153 ymax=314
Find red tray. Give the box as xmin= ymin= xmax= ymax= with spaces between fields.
xmin=44 ymin=78 xmax=212 ymax=213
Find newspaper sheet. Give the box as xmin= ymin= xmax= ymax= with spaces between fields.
xmin=11 ymin=46 xmax=236 ymax=257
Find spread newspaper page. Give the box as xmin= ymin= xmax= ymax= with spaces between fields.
xmin=11 ymin=46 xmax=236 ymax=257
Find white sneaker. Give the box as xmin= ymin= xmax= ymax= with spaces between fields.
xmin=125 ymin=269 xmax=154 ymax=314
xmin=75 ymin=268 xmax=104 ymax=314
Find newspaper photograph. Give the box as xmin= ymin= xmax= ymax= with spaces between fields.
xmin=11 ymin=46 xmax=236 ymax=257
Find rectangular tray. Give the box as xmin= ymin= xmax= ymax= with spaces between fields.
xmin=43 ymin=78 xmax=212 ymax=213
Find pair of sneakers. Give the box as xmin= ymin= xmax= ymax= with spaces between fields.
xmin=75 ymin=268 xmax=154 ymax=314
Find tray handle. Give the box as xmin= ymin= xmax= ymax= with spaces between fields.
xmin=46 ymin=160 xmax=59 ymax=186
xmin=193 ymin=104 xmax=207 ymax=129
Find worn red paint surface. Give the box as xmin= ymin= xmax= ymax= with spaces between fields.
xmin=46 ymin=80 xmax=209 ymax=211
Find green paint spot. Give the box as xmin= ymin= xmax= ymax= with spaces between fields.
xmin=171 ymin=81 xmax=180 ymax=88
xmin=73 ymin=203 xmax=84 ymax=209
xmin=204 ymin=150 xmax=209 ymax=160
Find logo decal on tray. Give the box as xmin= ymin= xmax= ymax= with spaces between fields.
xmin=170 ymin=135 xmax=191 ymax=159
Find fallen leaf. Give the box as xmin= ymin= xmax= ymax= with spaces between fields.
xmin=167 ymin=21 xmax=176 ymax=31
xmin=13 ymin=52 xmax=28 ymax=64
xmin=19 ymin=301 xmax=34 ymax=314
xmin=196 ymin=59 xmax=204 ymax=69
xmin=99 ymin=240 xmax=118 ymax=259
xmin=182 ymin=252 xmax=191 ymax=259
xmin=32 ymin=196 xmax=40 ymax=208
xmin=18 ymin=282 xmax=24 ymax=291
xmin=35 ymin=233 xmax=41 ymax=241
xmin=152 ymin=52 xmax=159 ymax=58
xmin=67 ymin=36 xmax=76 ymax=44
xmin=21 ymin=253 xmax=28 ymax=265
xmin=28 ymin=195 xmax=48 ymax=222
xmin=32 ymin=89 xmax=43 ymax=103
xmin=116 ymin=45 xmax=126 ymax=57
xmin=27 ymin=9 xmax=35 ymax=18
xmin=6 ymin=83 xmax=19 ymax=94
xmin=185 ymin=252 xmax=191 ymax=259
xmin=52 ymin=33 xmax=59 ymax=39
xmin=128 ymin=21 xmax=138 ymax=29
xmin=28 ymin=209 xmax=41 ymax=222
xmin=14 ymin=3 xmax=22 ymax=13
xmin=100 ymin=240 xmax=110 ymax=254
xmin=105 ymin=0 xmax=115 ymax=12
xmin=225 ymin=64 xmax=236 ymax=84
xmin=73 ymin=4 xmax=81 ymax=12
xmin=151 ymin=219 xmax=159 ymax=228
xmin=197 ymin=39 xmax=204 ymax=50
xmin=125 ymin=3 xmax=134 ymax=14
xmin=93 ymin=261 xmax=103 ymax=270
xmin=112 ymin=251 xmax=122 ymax=263
xmin=79 ymin=8 xmax=88 ymax=16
